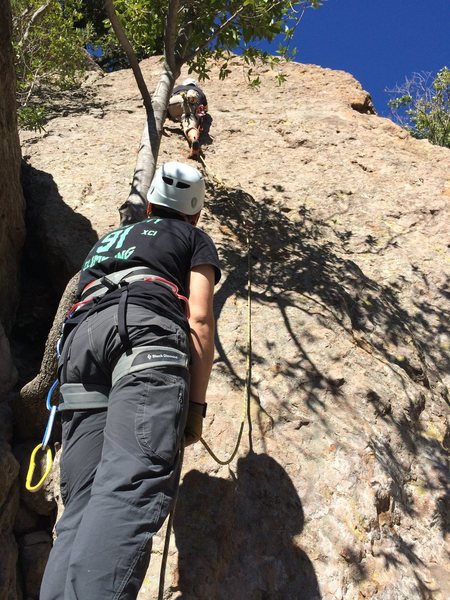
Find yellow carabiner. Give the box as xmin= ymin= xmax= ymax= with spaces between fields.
xmin=25 ymin=443 xmax=53 ymax=493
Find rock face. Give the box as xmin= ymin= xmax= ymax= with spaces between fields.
xmin=19 ymin=57 xmax=450 ymax=599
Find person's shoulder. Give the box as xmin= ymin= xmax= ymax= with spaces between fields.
xmin=195 ymin=85 xmax=206 ymax=96
xmin=190 ymin=227 xmax=221 ymax=283
xmin=191 ymin=226 xmax=216 ymax=244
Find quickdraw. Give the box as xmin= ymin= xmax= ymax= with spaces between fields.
xmin=25 ymin=379 xmax=59 ymax=493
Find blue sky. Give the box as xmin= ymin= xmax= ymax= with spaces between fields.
xmin=267 ymin=0 xmax=450 ymax=116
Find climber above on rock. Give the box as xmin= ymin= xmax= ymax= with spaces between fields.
xmin=40 ymin=161 xmax=221 ymax=600
xmin=167 ymin=77 xmax=208 ymax=160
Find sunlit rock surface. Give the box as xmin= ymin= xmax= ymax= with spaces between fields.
xmin=17 ymin=56 xmax=450 ymax=600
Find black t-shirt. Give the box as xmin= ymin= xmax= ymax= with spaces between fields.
xmin=75 ymin=217 xmax=221 ymax=332
xmin=172 ymin=84 xmax=207 ymax=108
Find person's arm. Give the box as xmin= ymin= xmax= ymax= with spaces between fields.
xmin=188 ymin=264 xmax=215 ymax=403
xmin=184 ymin=264 xmax=216 ymax=445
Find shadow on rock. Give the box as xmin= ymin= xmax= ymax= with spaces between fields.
xmin=203 ymin=183 xmax=449 ymax=522
xmin=207 ymin=184 xmax=445 ymax=399
xmin=21 ymin=161 xmax=98 ymax=296
xmin=199 ymin=114 xmax=213 ymax=145
xmin=30 ymin=84 xmax=106 ymax=126
xmin=12 ymin=164 xmax=98 ymax=430
xmin=173 ymin=452 xmax=321 ymax=599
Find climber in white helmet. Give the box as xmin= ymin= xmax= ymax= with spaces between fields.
xmin=40 ymin=162 xmax=221 ymax=600
xmin=167 ymin=77 xmax=208 ymax=159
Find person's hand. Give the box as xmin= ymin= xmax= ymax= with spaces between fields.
xmin=196 ymin=104 xmax=207 ymax=118
xmin=184 ymin=401 xmax=207 ymax=446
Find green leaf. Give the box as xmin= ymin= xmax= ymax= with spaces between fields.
xmin=387 ymin=67 xmax=450 ymax=148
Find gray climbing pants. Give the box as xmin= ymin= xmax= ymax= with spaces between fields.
xmin=40 ymin=304 xmax=190 ymax=600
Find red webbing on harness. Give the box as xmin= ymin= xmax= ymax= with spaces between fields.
xmin=66 ymin=298 xmax=92 ymax=317
xmin=67 ymin=275 xmax=190 ymax=319
xmin=143 ymin=276 xmax=190 ymax=318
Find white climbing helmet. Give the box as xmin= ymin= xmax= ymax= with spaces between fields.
xmin=147 ymin=162 xmax=205 ymax=215
xmin=182 ymin=77 xmax=197 ymax=87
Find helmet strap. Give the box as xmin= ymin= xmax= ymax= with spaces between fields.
xmin=189 ymin=211 xmax=201 ymax=226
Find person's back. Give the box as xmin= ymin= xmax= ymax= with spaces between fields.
xmin=77 ymin=214 xmax=217 ymax=333
xmin=171 ymin=83 xmax=207 ymax=108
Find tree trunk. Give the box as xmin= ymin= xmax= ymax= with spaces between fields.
xmin=119 ymin=64 xmax=180 ymax=224
xmin=0 ymin=3 xmax=25 ymax=598
xmin=0 ymin=0 xmax=26 ymax=330
xmin=19 ymin=274 xmax=78 ymax=433
xmin=104 ymin=1 xmax=182 ymax=224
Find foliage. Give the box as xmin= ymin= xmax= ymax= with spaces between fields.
xmin=12 ymin=0 xmax=91 ymax=130
xmin=11 ymin=1 xmax=322 ymax=130
xmin=17 ymin=105 xmax=47 ymax=132
xmin=103 ymin=0 xmax=323 ymax=222
xmin=99 ymin=0 xmax=165 ymax=70
xmin=101 ymin=1 xmax=322 ymax=84
xmin=388 ymin=67 xmax=450 ymax=149
xmin=177 ymin=0 xmax=322 ymax=84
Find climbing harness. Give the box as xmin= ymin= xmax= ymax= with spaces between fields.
xmin=25 ymin=379 xmax=59 ymax=492
xmin=26 ymin=267 xmax=189 ymax=491
xmin=196 ymin=104 xmax=207 ymax=119
xmin=112 ymin=346 xmax=188 ymax=387
xmin=67 ymin=267 xmax=190 ymax=355
xmin=68 ymin=267 xmax=190 ymax=319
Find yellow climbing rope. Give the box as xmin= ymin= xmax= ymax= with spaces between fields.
xmin=158 ymin=159 xmax=253 ymax=597
xmin=198 ymin=154 xmax=226 ymax=188
xmin=198 ymin=154 xmax=252 ymax=465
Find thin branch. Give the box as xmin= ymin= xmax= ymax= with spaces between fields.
xmin=164 ymin=0 xmax=180 ymax=75
xmin=178 ymin=24 xmax=194 ymax=67
xmin=184 ymin=5 xmax=246 ymax=63
xmin=21 ymin=1 xmax=51 ymax=46
xmin=12 ymin=6 xmax=32 ymax=29
xmin=23 ymin=67 xmax=41 ymax=106
xmin=104 ymin=0 xmax=152 ymax=113
xmin=275 ymin=5 xmax=307 ymax=58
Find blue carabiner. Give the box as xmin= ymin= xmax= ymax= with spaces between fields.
xmin=46 ymin=379 xmax=59 ymax=411
xmin=42 ymin=379 xmax=59 ymax=450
